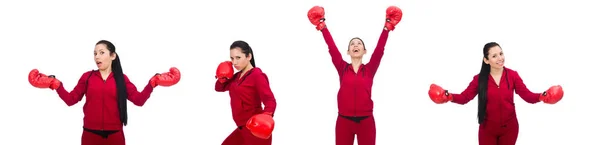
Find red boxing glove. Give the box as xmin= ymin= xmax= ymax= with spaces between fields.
xmin=215 ymin=61 xmax=234 ymax=84
xmin=428 ymin=83 xmax=452 ymax=104
xmin=246 ymin=113 xmax=275 ymax=139
xmin=540 ymin=85 xmax=564 ymax=104
xmin=385 ymin=6 xmax=403 ymax=31
xmin=28 ymin=69 xmax=61 ymax=90
xmin=307 ymin=6 xmax=326 ymax=31
xmin=150 ymin=67 xmax=181 ymax=87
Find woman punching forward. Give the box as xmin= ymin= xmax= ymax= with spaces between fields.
xmin=307 ymin=5 xmax=402 ymax=145
xmin=28 ymin=40 xmax=181 ymax=145
xmin=428 ymin=42 xmax=564 ymax=145
xmin=215 ymin=40 xmax=277 ymax=145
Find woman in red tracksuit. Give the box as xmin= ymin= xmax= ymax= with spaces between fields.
xmin=308 ymin=6 xmax=401 ymax=145
xmin=428 ymin=42 xmax=563 ymax=145
xmin=28 ymin=40 xmax=180 ymax=145
xmin=215 ymin=40 xmax=277 ymax=145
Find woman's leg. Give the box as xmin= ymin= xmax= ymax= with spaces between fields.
xmin=498 ymin=120 xmax=519 ymax=145
xmin=336 ymin=115 xmax=356 ymax=145
xmin=106 ymin=130 xmax=125 ymax=145
xmin=81 ymin=130 xmax=104 ymax=145
xmin=356 ymin=116 xmax=376 ymax=145
xmin=222 ymin=128 xmax=244 ymax=145
xmin=479 ymin=124 xmax=499 ymax=145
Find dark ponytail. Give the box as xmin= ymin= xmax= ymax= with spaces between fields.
xmin=230 ymin=40 xmax=256 ymax=67
xmin=249 ymin=51 xmax=256 ymax=67
xmin=96 ymin=40 xmax=129 ymax=126
xmin=477 ymin=61 xmax=490 ymax=124
xmin=477 ymin=42 xmax=499 ymax=124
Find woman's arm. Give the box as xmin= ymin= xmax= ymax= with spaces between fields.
xmin=55 ymin=72 xmax=90 ymax=106
xmin=450 ymin=75 xmax=480 ymax=105
xmin=215 ymin=79 xmax=232 ymax=92
xmin=365 ymin=29 xmax=390 ymax=77
xmin=513 ymin=71 xmax=542 ymax=104
xmin=124 ymin=74 xmax=154 ymax=106
xmin=255 ymin=73 xmax=276 ymax=114
xmin=321 ymin=27 xmax=348 ymax=75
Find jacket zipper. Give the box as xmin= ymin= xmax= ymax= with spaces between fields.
xmin=353 ymin=67 xmax=358 ymax=117
xmin=236 ymin=72 xmax=251 ymax=124
xmin=499 ymin=85 xmax=502 ymax=127
xmin=354 ymin=84 xmax=357 ymax=117
xmin=497 ymin=74 xmax=504 ymax=128
xmin=501 ymin=71 xmax=509 ymax=128
xmin=499 ymin=71 xmax=507 ymax=128
xmin=102 ymin=79 xmax=105 ymax=131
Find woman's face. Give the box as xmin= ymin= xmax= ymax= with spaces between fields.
xmin=94 ymin=44 xmax=116 ymax=70
xmin=230 ymin=47 xmax=252 ymax=71
xmin=484 ymin=46 xmax=505 ymax=70
xmin=347 ymin=38 xmax=366 ymax=58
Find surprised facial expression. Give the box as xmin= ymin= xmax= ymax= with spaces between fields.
xmin=94 ymin=44 xmax=116 ymax=70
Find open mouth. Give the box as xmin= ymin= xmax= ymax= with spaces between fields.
xmin=96 ymin=61 xmax=102 ymax=65
xmin=497 ymin=61 xmax=504 ymax=65
xmin=353 ymin=49 xmax=359 ymax=53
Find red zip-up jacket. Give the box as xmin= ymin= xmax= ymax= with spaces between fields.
xmin=215 ymin=67 xmax=277 ymax=126
xmin=55 ymin=71 xmax=154 ymax=130
xmin=451 ymin=67 xmax=541 ymax=124
xmin=321 ymin=27 xmax=389 ymax=117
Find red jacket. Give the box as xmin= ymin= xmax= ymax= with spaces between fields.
xmin=215 ymin=67 xmax=277 ymax=126
xmin=56 ymin=71 xmax=154 ymax=130
xmin=451 ymin=67 xmax=541 ymax=124
xmin=321 ymin=28 xmax=389 ymax=117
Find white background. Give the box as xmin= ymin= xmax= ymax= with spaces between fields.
xmin=1 ymin=0 xmax=598 ymax=144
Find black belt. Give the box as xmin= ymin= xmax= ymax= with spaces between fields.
xmin=339 ymin=114 xmax=369 ymax=123
xmin=83 ymin=127 xmax=119 ymax=139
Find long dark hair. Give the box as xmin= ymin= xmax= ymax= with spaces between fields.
xmin=230 ymin=40 xmax=255 ymax=67
xmin=477 ymin=42 xmax=500 ymax=124
xmin=96 ymin=40 xmax=129 ymax=126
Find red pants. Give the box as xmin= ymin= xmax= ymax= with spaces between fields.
xmin=81 ymin=129 xmax=125 ymax=145
xmin=478 ymin=119 xmax=519 ymax=145
xmin=222 ymin=126 xmax=272 ymax=145
xmin=335 ymin=115 xmax=376 ymax=145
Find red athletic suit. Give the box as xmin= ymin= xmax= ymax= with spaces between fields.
xmin=321 ymin=27 xmax=389 ymax=145
xmin=215 ymin=67 xmax=277 ymax=145
xmin=56 ymin=70 xmax=154 ymax=145
xmin=450 ymin=67 xmax=541 ymax=145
